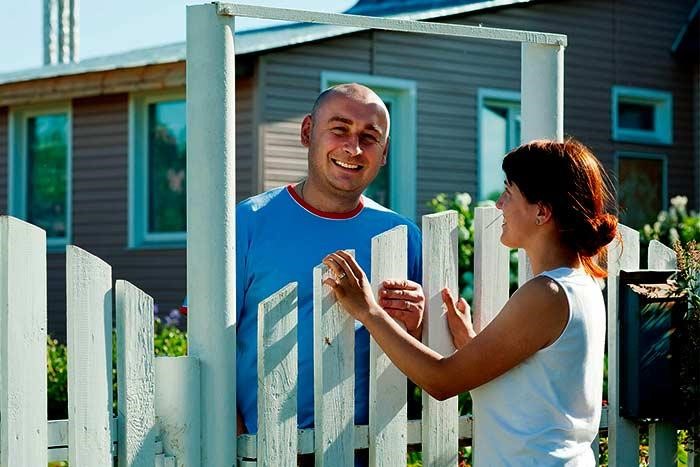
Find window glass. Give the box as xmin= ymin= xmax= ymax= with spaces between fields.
xmin=480 ymin=101 xmax=520 ymax=201
xmin=618 ymin=102 xmax=655 ymax=130
xmin=27 ymin=113 xmax=68 ymax=238
xmin=147 ymin=100 xmax=187 ymax=234
xmin=618 ymin=156 xmax=664 ymax=229
xmin=364 ymin=101 xmax=391 ymax=207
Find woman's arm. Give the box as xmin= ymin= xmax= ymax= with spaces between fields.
xmin=323 ymin=251 xmax=569 ymax=400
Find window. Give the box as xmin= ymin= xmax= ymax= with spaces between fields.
xmin=321 ymin=72 xmax=417 ymax=219
xmin=616 ymin=152 xmax=667 ymax=229
xmin=612 ymin=87 xmax=672 ymax=145
xmin=129 ymin=92 xmax=187 ymax=248
xmin=478 ymin=89 xmax=521 ymax=201
xmin=9 ymin=106 xmax=71 ymax=249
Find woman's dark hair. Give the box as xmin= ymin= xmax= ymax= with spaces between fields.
xmin=502 ymin=138 xmax=618 ymax=278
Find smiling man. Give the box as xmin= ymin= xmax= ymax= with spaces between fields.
xmin=234 ymin=84 xmax=424 ymax=446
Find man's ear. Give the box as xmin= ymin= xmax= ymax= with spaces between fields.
xmin=300 ymin=114 xmax=312 ymax=147
xmin=381 ymin=137 xmax=390 ymax=166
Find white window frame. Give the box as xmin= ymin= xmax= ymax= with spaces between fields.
xmin=8 ymin=103 xmax=72 ymax=250
xmin=612 ymin=86 xmax=673 ymax=145
xmin=321 ymin=71 xmax=417 ymax=220
xmin=128 ymin=89 xmax=187 ymax=249
xmin=477 ymin=88 xmax=521 ymax=201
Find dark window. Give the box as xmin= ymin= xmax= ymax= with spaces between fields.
xmin=618 ymin=102 xmax=655 ymax=131
xmin=147 ymin=100 xmax=187 ymax=234
xmin=27 ymin=113 xmax=68 ymax=239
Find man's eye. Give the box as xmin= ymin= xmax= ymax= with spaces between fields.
xmin=361 ymin=134 xmax=379 ymax=143
xmin=331 ymin=127 xmax=347 ymax=134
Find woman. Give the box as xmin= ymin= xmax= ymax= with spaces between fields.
xmin=323 ymin=138 xmax=618 ymax=465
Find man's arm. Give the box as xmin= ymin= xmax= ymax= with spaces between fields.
xmin=237 ymin=410 xmax=247 ymax=435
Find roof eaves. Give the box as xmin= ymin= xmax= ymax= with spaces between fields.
xmin=0 ymin=0 xmax=538 ymax=86
xmin=671 ymin=0 xmax=700 ymax=55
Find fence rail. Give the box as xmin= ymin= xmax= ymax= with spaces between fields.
xmin=0 ymin=209 xmax=687 ymax=466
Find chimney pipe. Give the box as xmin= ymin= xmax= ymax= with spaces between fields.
xmin=44 ymin=0 xmax=79 ymax=65
xmin=43 ymin=0 xmax=59 ymax=65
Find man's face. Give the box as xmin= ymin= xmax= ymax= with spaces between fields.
xmin=301 ymin=93 xmax=389 ymax=198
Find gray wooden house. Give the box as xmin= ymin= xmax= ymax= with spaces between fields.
xmin=1 ymin=0 xmax=697 ymax=338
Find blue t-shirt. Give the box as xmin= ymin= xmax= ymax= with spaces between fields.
xmin=236 ymin=185 xmax=422 ymax=433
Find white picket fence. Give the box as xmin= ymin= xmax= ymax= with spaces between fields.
xmin=0 ymin=207 xmax=691 ymax=465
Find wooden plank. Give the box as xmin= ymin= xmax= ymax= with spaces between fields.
xmin=66 ymin=245 xmax=113 ymax=466
xmin=606 ymin=224 xmax=640 ymax=466
xmin=116 ymin=280 xmax=156 ymax=466
xmin=154 ymin=356 xmax=201 ymax=467
xmin=314 ymin=259 xmax=355 ymax=466
xmin=369 ymin=226 xmax=408 ymax=466
xmin=0 ymin=217 xmax=47 ymax=466
xmin=420 ymin=212 xmax=459 ymax=466
xmin=473 ymin=207 xmax=510 ymax=332
xmin=257 ymin=282 xmax=298 ymax=467
xmin=647 ymin=240 xmax=677 ymax=467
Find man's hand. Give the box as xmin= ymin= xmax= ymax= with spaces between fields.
xmin=378 ymin=279 xmax=425 ymax=339
xmin=442 ymin=288 xmax=476 ymax=349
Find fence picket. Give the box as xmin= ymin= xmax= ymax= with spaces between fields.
xmin=421 ymin=212 xmax=459 ymax=466
xmin=473 ymin=207 xmax=510 ymax=333
xmin=67 ymin=246 xmax=114 ymax=466
xmin=257 ymin=282 xmax=298 ymax=466
xmin=0 ymin=217 xmax=47 ymax=466
xmin=116 ymin=280 xmax=156 ymax=466
xmin=369 ymin=226 xmax=408 ymax=466
xmin=314 ymin=261 xmax=355 ymax=466
xmin=646 ymin=240 xmax=678 ymax=467
xmin=155 ymin=356 xmax=201 ymax=467
xmin=607 ymin=224 xmax=640 ymax=466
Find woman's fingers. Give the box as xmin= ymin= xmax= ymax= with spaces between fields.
xmin=335 ymin=250 xmax=364 ymax=280
xmin=441 ymin=288 xmax=458 ymax=315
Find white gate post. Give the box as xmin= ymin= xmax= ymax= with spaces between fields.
xmin=186 ymin=4 xmax=237 ymax=465
xmin=607 ymin=225 xmax=640 ymax=466
xmin=518 ymin=42 xmax=565 ymax=285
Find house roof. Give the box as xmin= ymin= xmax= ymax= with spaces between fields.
xmin=0 ymin=0 xmax=535 ymax=86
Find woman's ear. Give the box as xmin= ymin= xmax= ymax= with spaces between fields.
xmin=536 ymin=202 xmax=553 ymax=225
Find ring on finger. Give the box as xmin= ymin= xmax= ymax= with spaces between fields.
xmin=336 ymin=272 xmax=347 ymax=281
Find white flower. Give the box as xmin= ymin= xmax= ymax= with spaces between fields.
xmin=455 ymin=193 xmax=472 ymax=210
xmin=670 ymin=195 xmax=688 ymax=211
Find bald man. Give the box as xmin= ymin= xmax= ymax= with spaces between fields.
xmin=235 ymin=84 xmax=424 ymax=439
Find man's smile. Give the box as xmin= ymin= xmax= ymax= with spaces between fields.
xmin=331 ymin=157 xmax=363 ymax=170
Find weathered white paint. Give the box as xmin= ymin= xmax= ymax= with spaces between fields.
xmin=607 ymin=224 xmax=640 ymax=466
xmin=66 ymin=245 xmax=113 ymax=466
xmin=420 ymin=212 xmax=458 ymax=466
xmin=257 ymin=282 xmax=298 ymax=466
xmin=217 ymin=3 xmax=567 ymax=46
xmin=520 ymin=42 xmax=564 ymax=143
xmin=647 ymin=240 xmax=678 ymax=467
xmin=314 ymin=262 xmax=355 ymax=466
xmin=369 ymin=226 xmax=408 ymax=466
xmin=473 ymin=207 xmax=510 ymax=332
xmin=155 ymin=356 xmax=201 ymax=467
xmin=186 ymin=4 xmax=237 ymax=465
xmin=116 ymin=280 xmax=155 ymax=466
xmin=0 ymin=217 xmax=47 ymax=466
xmin=517 ymin=250 xmax=533 ymax=287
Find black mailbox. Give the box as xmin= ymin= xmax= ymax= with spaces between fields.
xmin=619 ymin=269 xmax=687 ymax=423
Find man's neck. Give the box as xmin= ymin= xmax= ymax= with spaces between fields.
xmin=295 ymin=179 xmax=362 ymax=213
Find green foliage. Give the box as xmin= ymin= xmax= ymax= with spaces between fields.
xmin=640 ymin=196 xmax=700 ymax=250
xmin=154 ymin=315 xmax=188 ymax=357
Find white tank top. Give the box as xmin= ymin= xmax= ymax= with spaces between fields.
xmin=470 ymin=267 xmax=605 ymax=466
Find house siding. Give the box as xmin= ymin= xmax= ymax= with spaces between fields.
xmin=259 ymin=0 xmax=696 ymax=216
xmin=0 ymin=107 xmax=7 ymax=213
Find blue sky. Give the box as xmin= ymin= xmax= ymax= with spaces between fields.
xmin=0 ymin=1 xmax=356 ymax=73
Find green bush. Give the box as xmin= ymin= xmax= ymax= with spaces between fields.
xmin=641 ymin=196 xmax=700 ymax=250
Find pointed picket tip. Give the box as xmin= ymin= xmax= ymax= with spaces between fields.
xmin=648 ymin=240 xmax=677 ymax=270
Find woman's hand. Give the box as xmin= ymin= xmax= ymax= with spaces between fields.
xmin=322 ymin=251 xmax=379 ymax=322
xmin=442 ymin=288 xmax=476 ymax=349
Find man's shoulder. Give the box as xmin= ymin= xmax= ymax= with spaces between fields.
xmin=361 ymin=197 xmax=421 ymax=237
xmin=237 ymin=186 xmax=289 ymax=215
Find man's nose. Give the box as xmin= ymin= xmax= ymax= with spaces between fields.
xmin=343 ymin=135 xmax=361 ymax=157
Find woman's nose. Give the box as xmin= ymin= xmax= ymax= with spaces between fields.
xmin=495 ymin=193 xmax=504 ymax=209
